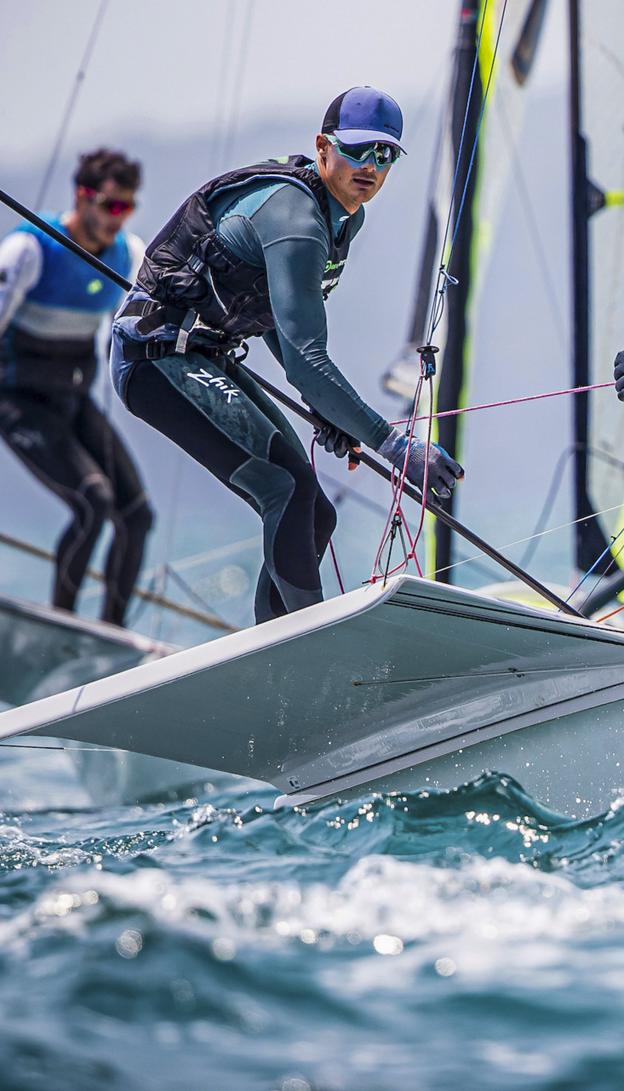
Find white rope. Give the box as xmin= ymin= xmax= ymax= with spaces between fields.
xmin=429 ymin=502 xmax=624 ymax=580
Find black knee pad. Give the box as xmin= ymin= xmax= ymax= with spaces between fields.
xmin=81 ymin=477 xmax=115 ymax=525
xmin=123 ymin=496 xmax=155 ymax=537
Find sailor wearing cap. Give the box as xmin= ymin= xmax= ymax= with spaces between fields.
xmin=110 ymin=87 xmax=463 ymax=623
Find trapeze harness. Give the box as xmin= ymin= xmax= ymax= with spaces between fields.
xmin=0 ymin=215 xmax=153 ymax=625
xmin=112 ymin=156 xmax=388 ymax=623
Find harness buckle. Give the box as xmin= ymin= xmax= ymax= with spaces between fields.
xmin=144 ymin=340 xmax=169 ymax=360
xmin=174 ymin=309 xmax=198 ymax=355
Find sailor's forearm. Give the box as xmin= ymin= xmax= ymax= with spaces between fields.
xmin=279 ymin=338 xmax=390 ymax=451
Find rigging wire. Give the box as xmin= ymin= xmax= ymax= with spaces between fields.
xmin=216 ymin=0 xmax=254 ymax=171
xmin=0 ymin=743 xmax=116 ymax=752
xmin=515 ymin=437 xmax=624 ymax=574
xmin=35 ymin=0 xmax=109 ymax=208
xmin=372 ymin=0 xmax=509 ymax=585
xmin=125 ymin=0 xmax=257 ymax=633
xmin=495 ymin=91 xmax=567 ymax=343
xmin=420 ymin=0 xmax=511 ymax=353
xmin=567 ymin=528 xmax=624 ymax=606
xmin=422 ymin=0 xmax=492 ymax=350
xmin=135 ymin=6 xmax=257 ymax=636
xmin=211 ymin=4 xmax=238 ymax=169
xmin=141 ymin=535 xmax=260 ymax=578
xmin=220 ymin=0 xmax=254 ymax=168
xmin=150 ymin=459 xmax=185 ymax=643
xmin=429 ymin=500 xmax=624 ymax=582
xmin=445 ymin=0 xmax=510 ymax=272
xmin=416 ymin=0 xmax=510 ymax=367
xmin=385 ymin=379 xmax=617 ymax=574
xmin=361 ymin=66 xmax=450 ymax=258
xmin=518 ymin=445 xmax=576 ymax=569
xmin=29 ymin=0 xmax=197 ymax=640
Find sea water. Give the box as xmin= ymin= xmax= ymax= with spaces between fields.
xmin=1 ymin=747 xmax=624 ymax=1091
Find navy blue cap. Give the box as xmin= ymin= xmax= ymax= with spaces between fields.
xmin=322 ymin=86 xmax=405 ymax=152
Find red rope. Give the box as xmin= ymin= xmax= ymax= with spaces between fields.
xmin=595 ymin=603 xmax=624 ymax=624
xmin=370 ymin=362 xmax=435 ymax=583
xmin=309 ymin=376 xmax=616 ymax=597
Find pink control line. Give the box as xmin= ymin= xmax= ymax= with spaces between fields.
xmin=390 ymin=380 xmax=614 ymax=426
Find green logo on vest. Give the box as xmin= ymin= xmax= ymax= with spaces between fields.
xmin=87 ymin=278 xmax=104 ymax=294
xmin=324 ymin=259 xmax=345 ymax=272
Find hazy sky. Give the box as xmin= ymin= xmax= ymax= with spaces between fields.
xmin=2 ymin=0 xmax=566 ymax=169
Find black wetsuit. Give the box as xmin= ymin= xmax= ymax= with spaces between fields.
xmin=0 ymin=216 xmax=152 ymax=625
xmin=0 ymin=389 xmax=152 ymax=623
xmin=125 ymin=354 xmax=337 ymax=623
xmin=111 ymin=160 xmax=391 ymax=623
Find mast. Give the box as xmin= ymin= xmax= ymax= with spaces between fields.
xmin=568 ymin=0 xmax=611 ymax=575
xmin=434 ymin=0 xmax=482 ymax=581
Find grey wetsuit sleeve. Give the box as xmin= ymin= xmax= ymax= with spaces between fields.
xmin=243 ymin=185 xmax=390 ymax=449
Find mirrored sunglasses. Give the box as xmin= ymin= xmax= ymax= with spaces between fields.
xmin=80 ymin=187 xmax=136 ymax=216
xmin=327 ymin=135 xmax=401 ymax=168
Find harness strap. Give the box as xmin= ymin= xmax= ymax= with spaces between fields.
xmin=121 ymin=339 xmax=178 ymax=363
xmin=121 ymin=335 xmax=248 ymax=365
xmin=119 ymin=298 xmax=249 ymax=364
xmin=118 ymin=298 xmax=188 ymax=336
xmin=175 ymin=308 xmax=198 ymax=355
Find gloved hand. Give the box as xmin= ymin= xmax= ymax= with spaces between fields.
xmin=614 ymin=351 xmax=624 ymax=401
xmin=377 ymin=427 xmax=464 ymax=500
xmin=311 ymin=410 xmax=361 ymax=469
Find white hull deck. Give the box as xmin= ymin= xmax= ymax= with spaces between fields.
xmin=0 ymin=594 xmax=207 ymax=802
xmin=0 ymin=593 xmax=168 ymax=707
xmin=1 ymin=575 xmax=623 ymax=818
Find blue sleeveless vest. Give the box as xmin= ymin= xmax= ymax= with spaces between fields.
xmin=17 ymin=214 xmax=130 ymax=312
xmin=1 ymin=214 xmax=131 ymax=393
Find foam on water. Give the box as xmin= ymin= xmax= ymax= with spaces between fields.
xmin=2 ymin=766 xmax=624 ymax=1090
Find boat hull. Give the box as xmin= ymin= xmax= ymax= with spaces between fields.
xmin=1 ymin=575 xmax=624 ymax=818
xmin=278 ymin=694 xmax=624 ymax=819
xmin=0 ymin=595 xmax=208 ymax=804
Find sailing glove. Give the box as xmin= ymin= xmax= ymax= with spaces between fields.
xmin=314 ymin=420 xmax=355 ymax=458
xmin=614 ymin=351 xmax=624 ymax=401
xmin=377 ymin=427 xmax=464 ymax=500
xmin=310 ymin=408 xmax=361 ymax=466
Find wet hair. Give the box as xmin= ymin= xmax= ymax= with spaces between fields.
xmin=73 ymin=148 xmax=142 ymax=192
